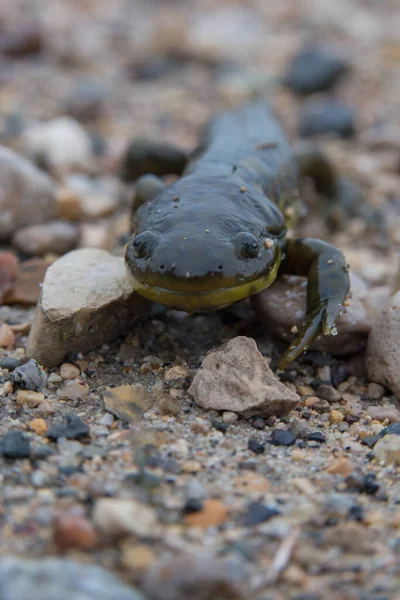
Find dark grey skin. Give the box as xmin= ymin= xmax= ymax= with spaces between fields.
xmin=124 ymin=101 xmax=350 ymax=369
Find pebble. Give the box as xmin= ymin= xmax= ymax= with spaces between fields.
xmin=60 ymin=363 xmax=80 ymax=379
xmin=0 ymin=557 xmax=145 ymax=600
xmin=182 ymin=460 xmax=202 ymax=474
xmin=16 ymin=390 xmax=45 ymax=408
xmin=65 ymin=174 xmax=120 ymax=219
xmin=373 ymin=434 xmax=400 ymax=465
xmin=64 ymin=80 xmax=107 ymax=122
xmin=21 ymin=117 xmax=93 ymax=171
xmin=306 ymin=431 xmax=326 ymax=444
xmin=48 ymin=372 xmax=63 ymax=383
xmin=0 ymin=356 xmax=21 ymax=371
xmin=248 ymin=438 xmax=265 ymax=454
xmin=330 ymin=409 xmax=345 ymax=424
xmin=299 ymin=98 xmax=355 ymax=139
xmin=144 ymin=555 xmax=246 ymax=600
xmin=0 ymin=146 xmax=56 ymax=240
xmin=3 ymin=359 xmax=47 ymax=391
xmin=379 ymin=422 xmax=400 ymax=437
xmin=26 ymin=249 xmax=149 ymax=367
xmin=366 ymin=291 xmax=400 ymax=396
xmin=0 ymin=430 xmax=30 ymax=459
xmin=239 ymin=502 xmax=281 ymax=526
xmin=326 ymin=457 xmax=354 ymax=476
xmin=270 ymin=429 xmax=297 ymax=446
xmin=93 ymin=498 xmax=158 ymax=538
xmin=120 ymin=543 xmax=156 ymax=572
xmin=367 ymin=404 xmax=400 ymax=423
xmin=57 ymin=379 xmax=90 ymax=401
xmin=46 ymin=415 xmax=90 ymax=441
xmin=283 ymin=44 xmax=349 ymax=94
xmin=102 ymin=384 xmax=153 ymax=424
xmin=0 ymin=323 xmax=15 ymax=348
xmin=0 ymin=252 xmax=19 ymax=301
xmin=3 ymin=258 xmax=49 ymax=305
xmin=189 ymin=336 xmax=299 ymax=417
xmin=28 ymin=418 xmax=48 ymax=435
xmin=250 ymin=416 xmax=266 ymax=430
xmin=156 ymin=395 xmax=181 ymax=416
xmin=367 ymin=382 xmax=386 ymax=400
xmin=56 ymin=188 xmax=83 ymax=221
xmin=12 ymin=221 xmax=78 ymax=257
xmin=345 ymin=471 xmax=380 ymax=495
xmin=253 ymin=274 xmax=370 ymax=356
xmin=222 ymin=411 xmax=238 ymax=424
xmin=184 ymin=499 xmax=228 ymax=529
xmin=53 ymin=514 xmax=98 ymax=551
xmin=316 ymin=384 xmax=342 ymax=402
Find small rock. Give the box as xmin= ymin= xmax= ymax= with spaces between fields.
xmin=367 ymin=404 xmax=400 ymax=423
xmin=239 ymin=502 xmax=281 ymax=526
xmin=184 ymin=499 xmax=228 ymax=529
xmin=345 ymin=471 xmax=380 ymax=495
xmin=0 ymin=146 xmax=56 ymax=240
xmin=367 ymin=382 xmax=385 ymax=400
xmin=316 ymin=384 xmax=342 ymax=402
xmin=188 ymin=337 xmax=299 ymax=418
xmin=120 ymin=543 xmax=156 ymax=572
xmin=57 ymin=379 xmax=89 ymax=401
xmin=326 ymin=457 xmax=354 ymax=476
xmin=379 ymin=422 xmax=400 ymax=437
xmin=3 ymin=258 xmax=49 ymax=305
xmin=26 ymin=249 xmax=148 ymax=367
xmin=250 ymin=416 xmax=266 ymax=430
xmin=299 ymin=98 xmax=355 ymax=139
xmin=374 ymin=434 xmax=400 ymax=465
xmin=323 ymin=523 xmax=376 ymax=555
xmin=28 ymin=418 xmax=48 ymax=435
xmin=21 ymin=117 xmax=92 ymax=171
xmin=269 ymin=429 xmax=297 ymax=446
xmin=46 ymin=415 xmax=90 ymax=441
xmin=56 ymin=188 xmax=83 ymax=221
xmin=60 ymin=363 xmax=80 ymax=379
xmin=65 ymin=174 xmax=120 ymax=219
xmin=144 ymin=555 xmax=246 ymax=600
xmin=1 ymin=430 xmax=30 ymax=459
xmin=222 ymin=411 xmax=238 ymax=424
xmin=361 ymin=434 xmax=380 ymax=448
xmin=101 ymin=384 xmax=153 ymax=424
xmin=289 ymin=417 xmax=317 ymax=439
xmin=3 ymin=358 xmax=47 ymax=391
xmin=93 ymin=498 xmax=158 ymax=538
xmin=283 ymin=44 xmax=349 ymax=94
xmin=182 ymin=460 xmax=202 ymax=473
xmin=17 ymin=390 xmax=45 ymax=408
xmin=0 ymin=557 xmax=145 ymax=600
xmin=0 ymin=356 xmax=21 ymax=371
xmin=156 ymin=394 xmax=181 ymax=416
xmin=330 ymin=409 xmax=345 ymax=424
xmin=0 ymin=252 xmax=19 ymax=301
xmin=12 ymin=221 xmax=78 ymax=257
xmin=367 ymin=291 xmax=400 ymax=396
xmin=248 ymin=438 xmax=265 ymax=454
xmin=0 ymin=24 xmax=42 ymax=57
xmin=53 ymin=514 xmax=98 ymax=551
xmin=64 ymin=80 xmax=107 ymax=122
xmin=185 ymin=479 xmax=207 ymax=511
xmin=48 ymin=372 xmax=63 ymax=383
xmin=0 ymin=323 xmax=15 ymax=348
xmin=306 ymin=431 xmax=326 ymax=444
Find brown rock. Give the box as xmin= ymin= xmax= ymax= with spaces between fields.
xmin=323 ymin=523 xmax=376 ymax=554
xmin=234 ymin=472 xmax=271 ymax=494
xmin=0 ymin=252 xmax=19 ymax=301
xmin=12 ymin=221 xmax=78 ymax=257
xmin=120 ymin=543 xmax=156 ymax=572
xmin=53 ymin=514 xmax=98 ymax=551
xmin=253 ymin=272 xmax=371 ymax=356
xmin=367 ymin=291 xmax=400 ymax=396
xmin=56 ymin=380 xmax=89 ymax=401
xmin=156 ymin=394 xmax=181 ymax=416
xmin=184 ymin=499 xmax=228 ymax=528
xmin=17 ymin=390 xmax=45 ymax=408
xmin=0 ymin=146 xmax=56 ymax=240
xmin=56 ymin=187 xmax=83 ymax=221
xmin=60 ymin=363 xmax=80 ymax=380
xmin=326 ymin=457 xmax=354 ymax=476
xmin=367 ymin=404 xmax=400 ymax=423
xmin=0 ymin=324 xmax=16 ymax=348
xmin=3 ymin=258 xmax=50 ymax=305
xmin=101 ymin=384 xmax=153 ymax=424
xmin=330 ymin=409 xmax=345 ymax=424
xmin=26 ymin=249 xmax=149 ymax=367
xmin=28 ymin=418 xmax=48 ymax=435
xmin=188 ymin=336 xmax=299 ymax=418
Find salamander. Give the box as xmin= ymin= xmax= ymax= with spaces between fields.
xmin=124 ymin=100 xmax=350 ymax=369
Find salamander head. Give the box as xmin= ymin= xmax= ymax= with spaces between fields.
xmin=125 ymin=176 xmax=285 ymax=311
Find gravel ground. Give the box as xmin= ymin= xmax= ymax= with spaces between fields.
xmin=1 ymin=1 xmax=400 ymax=599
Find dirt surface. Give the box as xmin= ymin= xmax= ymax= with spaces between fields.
xmin=1 ymin=1 xmax=400 ymax=599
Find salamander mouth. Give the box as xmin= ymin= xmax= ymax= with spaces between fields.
xmin=126 ymin=258 xmax=281 ymax=312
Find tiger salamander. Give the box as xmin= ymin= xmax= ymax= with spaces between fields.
xmin=124 ymin=101 xmax=350 ymax=369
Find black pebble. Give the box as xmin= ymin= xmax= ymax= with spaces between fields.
xmin=283 ymin=45 xmax=348 ymax=95
xmin=306 ymin=431 xmax=326 ymax=444
xmin=0 ymin=357 xmax=21 ymax=371
xmin=269 ymin=429 xmax=297 ymax=446
xmin=348 ymin=504 xmax=364 ymax=522
xmin=248 ymin=438 xmax=265 ymax=454
xmin=212 ymin=420 xmax=228 ymax=433
xmin=299 ymin=98 xmax=355 ymax=139
xmin=46 ymin=414 xmax=90 ymax=441
xmin=240 ymin=501 xmax=281 ymax=526
xmin=183 ymin=497 xmax=204 ymax=514
xmin=361 ymin=434 xmax=380 ymax=448
xmin=345 ymin=471 xmax=380 ymax=495
xmin=1 ymin=430 xmax=30 ymax=459
xmin=250 ymin=417 xmax=266 ymax=430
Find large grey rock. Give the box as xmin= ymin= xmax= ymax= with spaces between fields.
xmin=0 ymin=145 xmax=57 ymax=240
xmin=367 ymin=291 xmax=400 ymax=396
xmin=0 ymin=557 xmax=145 ymax=600
xmin=253 ymin=272 xmax=371 ymax=356
xmin=26 ymin=248 xmax=149 ymax=367
xmin=188 ymin=336 xmax=299 ymax=417
xmin=12 ymin=220 xmax=78 ymax=256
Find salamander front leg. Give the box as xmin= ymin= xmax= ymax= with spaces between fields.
xmin=120 ymin=138 xmax=188 ymax=182
xmin=278 ymin=238 xmax=350 ymax=369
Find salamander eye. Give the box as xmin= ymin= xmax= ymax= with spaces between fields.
xmin=233 ymin=232 xmax=260 ymax=259
xmin=132 ymin=231 xmax=159 ymax=259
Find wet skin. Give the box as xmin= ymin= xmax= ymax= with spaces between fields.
xmin=124 ymin=101 xmax=350 ymax=369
